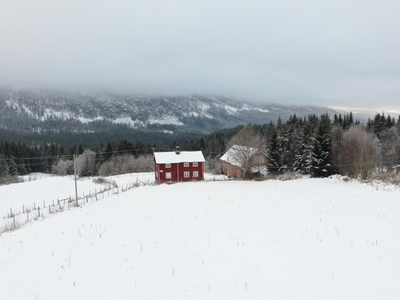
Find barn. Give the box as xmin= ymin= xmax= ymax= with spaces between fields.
xmin=154 ymin=148 xmax=205 ymax=183
xmin=220 ymin=144 xmax=268 ymax=179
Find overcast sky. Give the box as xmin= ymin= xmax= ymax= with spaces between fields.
xmin=1 ymin=0 xmax=399 ymax=110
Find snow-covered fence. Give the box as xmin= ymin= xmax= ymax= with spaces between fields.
xmin=0 ymin=179 xmax=151 ymax=234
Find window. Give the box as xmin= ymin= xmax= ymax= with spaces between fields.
xmin=165 ymin=163 xmax=171 ymax=168
xmin=166 ymin=172 xmax=172 ymax=179
xmin=193 ymin=162 xmax=198 ymax=167
xmin=184 ymin=162 xmax=189 ymax=167
xmin=184 ymin=171 xmax=190 ymax=178
xmin=193 ymin=171 xmax=199 ymax=178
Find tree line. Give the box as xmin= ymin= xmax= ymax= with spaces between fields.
xmin=181 ymin=112 xmax=400 ymax=179
xmin=0 ymin=139 xmax=156 ymax=184
xmin=1 ymin=112 xmax=399 ymax=182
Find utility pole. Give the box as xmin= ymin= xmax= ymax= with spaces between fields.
xmin=74 ymin=154 xmax=78 ymax=205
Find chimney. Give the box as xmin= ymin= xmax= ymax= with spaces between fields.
xmin=175 ymin=146 xmax=180 ymax=155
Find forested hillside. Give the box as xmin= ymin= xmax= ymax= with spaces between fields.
xmin=1 ymin=111 xmax=399 ymax=182
xmin=0 ymin=88 xmax=348 ymax=146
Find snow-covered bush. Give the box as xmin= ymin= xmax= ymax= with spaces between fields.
xmin=98 ymin=154 xmax=153 ymax=176
xmin=51 ymin=159 xmax=74 ymax=175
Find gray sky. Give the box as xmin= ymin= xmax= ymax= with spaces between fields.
xmin=1 ymin=0 xmax=400 ymax=110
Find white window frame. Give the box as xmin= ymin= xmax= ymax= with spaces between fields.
xmin=193 ymin=171 xmax=199 ymax=178
xmin=165 ymin=172 xmax=172 ymax=179
xmin=165 ymin=163 xmax=171 ymax=168
xmin=193 ymin=162 xmax=198 ymax=167
xmin=184 ymin=162 xmax=189 ymax=167
xmin=183 ymin=171 xmax=190 ymax=178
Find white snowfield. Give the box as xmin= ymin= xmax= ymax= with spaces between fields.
xmin=0 ymin=172 xmax=156 ymax=217
xmin=0 ymin=175 xmax=400 ymax=299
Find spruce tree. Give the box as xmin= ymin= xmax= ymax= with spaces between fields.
xmin=0 ymin=154 xmax=9 ymax=178
xmin=83 ymin=160 xmax=91 ymax=177
xmin=267 ymin=126 xmax=281 ymax=174
xmin=104 ymin=142 xmax=114 ymax=161
xmin=7 ymin=156 xmax=18 ymax=176
xmin=311 ymin=114 xmax=333 ymax=177
xmin=294 ymin=121 xmax=314 ymax=174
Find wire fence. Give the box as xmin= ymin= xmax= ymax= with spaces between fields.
xmin=0 ymin=178 xmax=151 ymax=234
xmin=0 ymin=174 xmax=233 ymax=234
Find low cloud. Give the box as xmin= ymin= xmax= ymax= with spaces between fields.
xmin=1 ymin=0 xmax=399 ymax=110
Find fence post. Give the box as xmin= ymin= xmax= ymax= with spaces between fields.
xmin=38 ymin=207 xmax=40 ymax=218
xmin=10 ymin=208 xmax=12 ymax=218
xmin=13 ymin=216 xmax=15 ymax=229
xmin=23 ymin=205 xmax=25 ymax=213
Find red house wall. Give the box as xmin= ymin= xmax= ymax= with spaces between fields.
xmin=221 ymin=161 xmax=242 ymax=178
xmin=155 ymin=161 xmax=204 ymax=183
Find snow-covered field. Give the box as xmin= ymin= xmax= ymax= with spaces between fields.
xmin=0 ymin=175 xmax=399 ymax=299
xmin=0 ymin=172 xmax=227 ymax=218
xmin=0 ymin=172 xmax=155 ymax=217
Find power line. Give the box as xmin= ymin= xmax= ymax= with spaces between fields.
xmin=0 ymin=146 xmax=399 ymax=170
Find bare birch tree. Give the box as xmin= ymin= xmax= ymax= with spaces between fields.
xmin=339 ymin=125 xmax=379 ymax=179
xmin=227 ymin=126 xmax=266 ymax=178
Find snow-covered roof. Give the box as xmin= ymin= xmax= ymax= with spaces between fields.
xmin=220 ymin=144 xmax=261 ymax=168
xmin=154 ymin=151 xmax=205 ymax=164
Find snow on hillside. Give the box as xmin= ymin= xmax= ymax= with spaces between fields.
xmin=148 ymin=115 xmax=184 ymax=126
xmin=0 ymin=177 xmax=399 ymax=299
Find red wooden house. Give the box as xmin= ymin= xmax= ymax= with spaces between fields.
xmin=154 ymin=148 xmax=205 ymax=183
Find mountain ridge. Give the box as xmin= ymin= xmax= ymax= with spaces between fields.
xmin=0 ymin=88 xmax=396 ymax=145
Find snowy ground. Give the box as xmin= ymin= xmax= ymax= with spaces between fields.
xmin=0 ymin=172 xmax=228 ymax=218
xmin=0 ymin=175 xmax=399 ymax=299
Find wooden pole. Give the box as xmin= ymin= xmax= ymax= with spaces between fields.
xmin=74 ymin=154 xmax=78 ymax=205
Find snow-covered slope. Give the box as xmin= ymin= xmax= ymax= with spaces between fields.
xmin=1 ymin=175 xmax=399 ymax=299
xmin=0 ymin=89 xmax=341 ymax=139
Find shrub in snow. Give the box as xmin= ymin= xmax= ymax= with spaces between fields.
xmin=339 ymin=125 xmax=379 ymax=179
xmin=98 ymin=154 xmax=153 ymax=176
xmin=52 ymin=159 xmax=74 ymax=175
